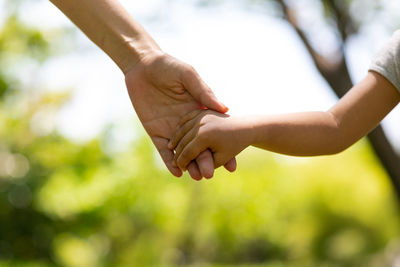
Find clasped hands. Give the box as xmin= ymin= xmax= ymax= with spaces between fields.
xmin=125 ymin=51 xmax=237 ymax=180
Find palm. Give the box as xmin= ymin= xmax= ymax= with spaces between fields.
xmin=125 ymin=53 xmax=236 ymax=179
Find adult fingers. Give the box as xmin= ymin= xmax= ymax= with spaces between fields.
xmin=196 ymin=149 xmax=214 ymax=179
xmin=223 ymin=157 xmax=237 ymax=172
xmin=168 ymin=116 xmax=198 ymax=150
xmin=176 ymin=139 xmax=206 ymax=171
xmin=181 ymin=66 xmax=228 ymax=113
xmin=187 ymin=161 xmax=202 ymax=181
xmin=173 ymin=128 xmax=198 ymax=164
xmin=152 ymin=136 xmax=183 ymax=177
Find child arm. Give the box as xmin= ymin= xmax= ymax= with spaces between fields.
xmin=252 ymin=71 xmax=399 ymax=155
xmin=170 ymin=71 xmax=400 ymax=170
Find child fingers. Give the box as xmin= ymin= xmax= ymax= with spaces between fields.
xmin=176 ymin=139 xmax=205 ymax=170
xmin=178 ymin=109 xmax=203 ymax=128
xmin=213 ymin=152 xmax=232 ymax=169
xmin=173 ymin=128 xmax=197 ymax=162
xmin=168 ymin=118 xmax=197 ymax=150
xmin=196 ymin=149 xmax=215 ymax=179
xmin=187 ymin=161 xmax=203 ymax=181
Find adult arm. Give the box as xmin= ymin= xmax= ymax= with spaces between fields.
xmin=50 ymin=0 xmax=158 ymax=74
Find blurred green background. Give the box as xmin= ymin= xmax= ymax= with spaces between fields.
xmin=0 ymin=0 xmax=400 ymax=266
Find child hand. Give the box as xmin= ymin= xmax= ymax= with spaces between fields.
xmin=168 ymin=110 xmax=252 ymax=171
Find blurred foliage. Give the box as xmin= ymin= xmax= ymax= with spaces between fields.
xmin=0 ymin=15 xmax=47 ymax=100
xmin=0 ymin=1 xmax=400 ymax=267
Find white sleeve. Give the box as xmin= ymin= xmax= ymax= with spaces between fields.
xmin=369 ymin=30 xmax=400 ymax=93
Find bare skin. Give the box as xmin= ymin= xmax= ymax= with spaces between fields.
xmin=169 ymin=71 xmax=400 ymax=169
xmin=50 ymin=0 xmax=237 ymax=180
xmin=124 ymin=51 xmax=237 ymax=178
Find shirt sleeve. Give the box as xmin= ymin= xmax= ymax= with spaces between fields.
xmin=369 ymin=30 xmax=400 ymax=93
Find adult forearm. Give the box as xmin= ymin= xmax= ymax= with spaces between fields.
xmin=50 ymin=0 xmax=160 ymax=73
xmin=248 ymin=112 xmax=348 ymax=156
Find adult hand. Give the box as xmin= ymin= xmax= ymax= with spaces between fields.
xmin=125 ymin=51 xmax=237 ymax=180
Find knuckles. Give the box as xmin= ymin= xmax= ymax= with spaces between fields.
xmin=177 ymin=149 xmax=190 ymax=166
xmin=182 ymin=64 xmax=197 ymax=79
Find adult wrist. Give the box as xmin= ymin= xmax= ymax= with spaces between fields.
xmin=120 ymin=40 xmax=162 ymax=75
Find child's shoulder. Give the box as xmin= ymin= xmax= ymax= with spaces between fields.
xmin=369 ymin=29 xmax=400 ymax=94
xmin=390 ymin=30 xmax=400 ymax=46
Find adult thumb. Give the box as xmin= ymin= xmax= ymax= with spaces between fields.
xmin=182 ymin=66 xmax=229 ymax=113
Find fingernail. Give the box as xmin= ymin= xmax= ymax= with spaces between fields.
xmin=205 ymin=172 xmax=214 ymax=179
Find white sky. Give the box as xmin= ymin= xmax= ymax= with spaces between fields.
xmin=16 ymin=0 xmax=400 ymax=150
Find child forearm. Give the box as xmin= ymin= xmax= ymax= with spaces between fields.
xmin=50 ymin=0 xmax=160 ymax=74
xmin=248 ymin=72 xmax=400 ymax=156
xmin=248 ymin=112 xmax=346 ymax=156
